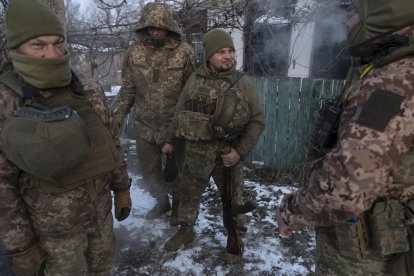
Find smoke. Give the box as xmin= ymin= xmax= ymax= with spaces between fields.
xmin=250 ymin=0 xmax=354 ymax=77
xmin=311 ymin=1 xmax=352 ymax=45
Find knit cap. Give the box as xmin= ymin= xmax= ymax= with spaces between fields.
xmin=6 ymin=0 xmax=65 ymax=48
xmin=202 ymin=29 xmax=235 ymax=60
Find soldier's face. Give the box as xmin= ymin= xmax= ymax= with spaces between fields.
xmin=148 ymin=27 xmax=168 ymax=39
xmin=208 ymin=47 xmax=236 ymax=72
xmin=13 ymin=35 xmax=65 ymax=58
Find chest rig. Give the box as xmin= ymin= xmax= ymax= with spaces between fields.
xmin=177 ymin=71 xmax=250 ymax=142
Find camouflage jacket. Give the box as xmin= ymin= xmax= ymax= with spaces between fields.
xmin=168 ymin=64 xmax=265 ymax=160
xmin=279 ymin=26 xmax=414 ymax=229
xmin=0 ymin=73 xmax=129 ymax=255
xmin=114 ymin=3 xmax=196 ymax=144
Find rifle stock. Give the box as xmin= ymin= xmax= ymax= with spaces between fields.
xmin=223 ymin=165 xmax=244 ymax=256
xmin=221 ymin=146 xmax=256 ymax=257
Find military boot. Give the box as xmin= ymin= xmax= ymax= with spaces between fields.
xmin=169 ymin=198 xmax=180 ymax=226
xmin=145 ymin=195 xmax=171 ymax=220
xmin=164 ymin=225 xmax=195 ymax=251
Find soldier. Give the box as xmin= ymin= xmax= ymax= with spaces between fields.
xmin=162 ymin=29 xmax=265 ymax=262
xmin=276 ymin=0 xmax=414 ymax=275
xmin=0 ymin=0 xmax=131 ymax=274
xmin=114 ymin=2 xmax=196 ymax=224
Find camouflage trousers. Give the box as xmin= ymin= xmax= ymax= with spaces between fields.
xmin=39 ymin=214 xmax=117 ymax=276
xmin=136 ymin=137 xmax=182 ymax=199
xmin=178 ymin=140 xmax=245 ymax=227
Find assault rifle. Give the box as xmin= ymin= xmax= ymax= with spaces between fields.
xmin=221 ymin=147 xmax=256 ymax=259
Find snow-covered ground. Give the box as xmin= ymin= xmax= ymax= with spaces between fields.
xmin=112 ymin=139 xmax=315 ymax=275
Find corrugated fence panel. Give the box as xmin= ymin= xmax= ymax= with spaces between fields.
xmin=249 ymin=77 xmax=267 ymax=163
xmin=263 ymin=77 xmax=279 ymax=166
xmin=249 ymin=77 xmax=345 ymax=175
xmin=287 ymin=77 xmax=302 ymax=172
xmin=275 ymin=78 xmax=291 ymax=169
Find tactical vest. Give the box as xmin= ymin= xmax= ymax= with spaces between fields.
xmin=177 ymin=72 xmax=250 ymax=141
xmin=0 ymin=70 xmax=122 ymax=193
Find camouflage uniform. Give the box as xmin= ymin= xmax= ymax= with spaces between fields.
xmin=0 ymin=73 xmax=129 ymax=275
xmin=279 ymin=23 xmax=414 ymax=276
xmin=114 ymin=3 xmax=196 ymax=205
xmin=169 ymin=63 xmax=264 ymax=233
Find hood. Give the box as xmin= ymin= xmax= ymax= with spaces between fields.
xmin=347 ymin=0 xmax=414 ymax=59
xmin=134 ymin=3 xmax=183 ymax=38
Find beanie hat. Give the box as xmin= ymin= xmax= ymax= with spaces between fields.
xmin=203 ymin=29 xmax=235 ymax=60
xmin=6 ymin=0 xmax=65 ymax=48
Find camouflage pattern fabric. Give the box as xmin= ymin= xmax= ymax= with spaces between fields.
xmin=0 ymin=75 xmax=129 ymax=272
xmin=114 ymin=3 xmax=195 ymax=201
xmin=315 ymin=226 xmax=386 ymax=276
xmin=114 ymin=3 xmax=196 ymax=144
xmin=133 ymin=2 xmax=182 ymax=36
xmin=169 ymin=65 xmax=264 ymax=231
xmin=279 ymin=26 xmax=414 ymax=275
xmin=40 ymin=214 xmax=117 ymax=276
xmin=179 ymin=140 xmax=246 ymax=227
xmin=136 ymin=137 xmax=184 ymax=199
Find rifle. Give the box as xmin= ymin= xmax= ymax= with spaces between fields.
xmin=221 ymin=147 xmax=256 ymax=259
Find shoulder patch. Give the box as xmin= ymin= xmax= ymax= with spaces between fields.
xmin=356 ymin=89 xmax=404 ymax=132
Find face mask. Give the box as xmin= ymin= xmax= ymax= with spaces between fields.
xmin=10 ymin=51 xmax=72 ymax=89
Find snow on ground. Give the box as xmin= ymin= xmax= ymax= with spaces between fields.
xmin=112 ymin=139 xmax=315 ymax=275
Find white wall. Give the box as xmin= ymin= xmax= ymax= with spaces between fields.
xmin=225 ymin=28 xmax=244 ymax=70
xmin=287 ymin=22 xmax=315 ymax=78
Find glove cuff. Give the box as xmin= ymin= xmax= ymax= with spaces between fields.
xmin=111 ymin=178 xmax=132 ymax=193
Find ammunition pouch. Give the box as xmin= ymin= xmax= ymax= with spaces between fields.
xmin=183 ymin=99 xmax=215 ymax=115
xmin=212 ymin=87 xmax=249 ymax=142
xmin=176 ymin=110 xmax=213 ymax=141
xmin=1 ymin=105 xmax=90 ymax=177
xmin=366 ymin=200 xmax=410 ymax=256
xmin=334 ymin=199 xmax=411 ymax=262
xmin=333 ymin=222 xmax=368 ymax=262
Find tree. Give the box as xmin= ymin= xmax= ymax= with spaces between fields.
xmin=66 ymin=0 xmax=138 ymax=85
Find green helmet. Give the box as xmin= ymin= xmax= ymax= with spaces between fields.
xmin=0 ymin=106 xmax=90 ymax=177
xmin=348 ymin=0 xmax=414 ymax=59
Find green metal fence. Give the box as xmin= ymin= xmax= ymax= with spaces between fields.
xmin=248 ymin=76 xmax=345 ymax=175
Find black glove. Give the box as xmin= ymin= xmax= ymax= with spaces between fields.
xmin=114 ymin=190 xmax=132 ymax=221
xmin=162 ymin=152 xmax=178 ymax=182
xmin=12 ymin=244 xmax=46 ymax=274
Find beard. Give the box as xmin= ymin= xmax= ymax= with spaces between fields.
xmin=150 ymin=37 xmax=167 ymax=48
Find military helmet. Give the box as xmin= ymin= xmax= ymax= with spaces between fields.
xmin=0 ymin=106 xmax=90 ymax=177
xmin=347 ymin=0 xmax=414 ymax=59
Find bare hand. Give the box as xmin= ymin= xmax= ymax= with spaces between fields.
xmin=221 ymin=148 xmax=240 ymax=167
xmin=276 ymin=208 xmax=293 ymax=238
xmin=162 ymin=143 xmax=174 ymax=155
